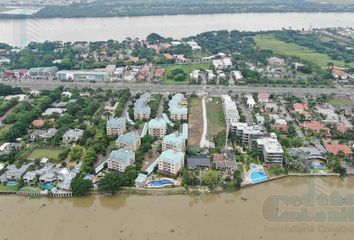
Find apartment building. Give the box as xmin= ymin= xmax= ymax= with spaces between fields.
xmin=134 ymin=92 xmax=151 ymax=120
xmin=148 ymin=118 xmax=167 ymax=138
xmin=106 ymin=117 xmax=126 ymax=136
xmin=157 ymin=150 xmax=185 ymax=175
xmin=107 ymin=149 xmax=135 ymax=172
xmin=116 ymin=131 xmax=141 ymax=151
xmin=162 ymin=133 xmax=186 ymax=152
xmin=230 ymin=122 xmax=265 ymax=146
xmin=169 ymin=93 xmax=188 ymax=121
xmin=256 ymin=137 xmax=284 ymax=165
xmin=221 ymin=94 xmax=239 ymax=126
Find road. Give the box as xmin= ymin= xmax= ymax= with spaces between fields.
xmin=1 ymin=79 xmax=354 ymax=97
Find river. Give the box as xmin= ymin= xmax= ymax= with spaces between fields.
xmin=0 ymin=12 xmax=354 ymax=46
xmin=1 ymin=176 xmax=354 ymax=240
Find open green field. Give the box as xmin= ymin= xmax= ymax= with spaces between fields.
xmin=329 ymin=97 xmax=353 ymax=107
xmin=28 ymin=148 xmax=63 ymax=161
xmin=254 ymin=35 xmax=352 ymax=68
xmin=163 ymin=63 xmax=211 ymax=85
xmin=206 ymin=97 xmax=226 ymax=139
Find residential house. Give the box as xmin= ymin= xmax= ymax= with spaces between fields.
xmin=0 ymin=143 xmax=21 ymax=156
xmin=245 ymin=94 xmax=256 ymax=109
xmin=212 ymin=153 xmax=237 ymax=172
xmin=186 ymin=154 xmax=211 ymax=170
xmin=30 ymin=128 xmax=57 ymax=141
xmin=258 ymin=92 xmax=270 ymax=103
xmin=300 ymin=121 xmax=331 ymax=137
xmin=104 ymin=102 xmax=119 ymax=115
xmin=107 ymin=149 xmax=135 ymax=172
xmin=62 ymin=129 xmax=84 ymax=143
xmin=116 ymin=131 xmax=141 ymax=151
xmin=324 ymin=142 xmax=352 ymax=156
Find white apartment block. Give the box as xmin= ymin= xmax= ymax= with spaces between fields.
xmin=257 ymin=137 xmax=284 ymax=165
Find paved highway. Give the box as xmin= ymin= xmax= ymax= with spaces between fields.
xmin=1 ymin=79 xmax=353 ymax=97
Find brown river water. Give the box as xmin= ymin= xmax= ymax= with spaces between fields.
xmin=1 ymin=176 xmax=354 ymax=240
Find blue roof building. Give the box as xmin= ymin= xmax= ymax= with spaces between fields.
xmin=162 ymin=132 xmax=186 ymax=152
xmin=106 ymin=117 xmax=126 ymax=135
xmin=116 ymin=131 xmax=141 ymax=151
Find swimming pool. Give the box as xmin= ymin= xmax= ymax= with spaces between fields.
xmin=148 ymin=179 xmax=174 ymax=187
xmin=312 ymin=162 xmax=326 ymax=169
xmin=250 ymin=169 xmax=268 ymax=184
xmin=41 ymin=183 xmax=55 ymax=190
xmin=7 ymin=181 xmax=17 ymax=187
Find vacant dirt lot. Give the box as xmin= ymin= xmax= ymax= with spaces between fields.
xmin=188 ymin=97 xmax=203 ymax=148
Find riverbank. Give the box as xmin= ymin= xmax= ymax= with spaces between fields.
xmin=0 ymin=174 xmax=344 ymax=198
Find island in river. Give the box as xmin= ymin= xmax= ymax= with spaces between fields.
xmin=1 ymin=176 xmax=354 ymax=240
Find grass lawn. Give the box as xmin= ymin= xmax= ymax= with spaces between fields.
xmin=28 ymin=148 xmax=63 ymax=161
xmin=206 ymin=97 xmax=226 ymax=140
xmin=19 ymin=187 xmax=41 ymax=193
xmin=329 ymin=97 xmax=353 ymax=107
xmin=0 ymin=185 xmax=17 ymax=192
xmin=163 ymin=63 xmax=211 ymax=85
xmin=188 ymin=97 xmax=203 ymax=147
xmin=254 ymin=35 xmax=352 ymax=68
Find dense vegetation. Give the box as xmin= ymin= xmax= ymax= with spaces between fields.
xmin=4 ymin=0 xmax=353 ymax=19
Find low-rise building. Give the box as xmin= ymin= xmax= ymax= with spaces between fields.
xmin=56 ymin=70 xmax=108 ymax=81
xmin=186 ymin=154 xmax=211 ymax=170
xmin=212 ymin=153 xmax=237 ymax=172
xmin=324 ymin=142 xmax=352 ymax=156
xmin=169 ymin=93 xmax=188 ymax=121
xmin=257 ymin=137 xmax=284 ymax=165
xmin=0 ymin=163 xmax=32 ymax=183
xmin=148 ymin=118 xmax=167 ymax=138
xmin=245 ymin=94 xmax=256 ymax=109
xmin=62 ymin=129 xmax=84 ymax=144
xmin=42 ymin=108 xmax=66 ymax=116
xmin=106 ymin=117 xmax=126 ymax=136
xmin=300 ymin=121 xmax=331 ymax=137
xmin=107 ymin=149 xmax=135 ymax=172
xmin=116 ymin=131 xmax=141 ymax=151
xmin=29 ymin=66 xmax=58 ymax=79
xmin=162 ymin=132 xmax=186 ymax=152
xmin=258 ymin=92 xmax=270 ymax=103
xmin=104 ymin=102 xmax=119 ymax=115
xmin=0 ymin=142 xmax=21 ymax=156
xmin=30 ymin=128 xmax=57 ymax=141
xmin=157 ymin=150 xmax=185 ymax=175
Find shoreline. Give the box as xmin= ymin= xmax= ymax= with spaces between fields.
xmin=1 ymin=11 xmax=354 ymax=20
xmin=0 ymin=174 xmax=344 ymax=198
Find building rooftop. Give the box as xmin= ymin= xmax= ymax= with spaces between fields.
xmin=117 ymin=131 xmax=140 ymax=145
xmin=187 ymin=154 xmax=211 ymax=170
xmin=257 ymin=138 xmax=284 ymax=154
xmin=158 ymin=150 xmax=185 ymax=165
xmin=108 ymin=149 xmax=135 ymax=165
xmin=107 ymin=117 xmax=126 ymax=128
xmin=163 ymin=132 xmax=185 ymax=146
xmin=169 ymin=94 xmax=188 ymax=115
xmin=148 ymin=118 xmax=166 ymax=129
xmin=324 ymin=142 xmax=352 ymax=156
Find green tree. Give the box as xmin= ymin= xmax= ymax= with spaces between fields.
xmin=71 ymin=178 xmax=93 ymax=195
xmin=98 ymin=172 xmax=123 ymax=194
xmin=202 ymin=169 xmax=219 ymax=187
